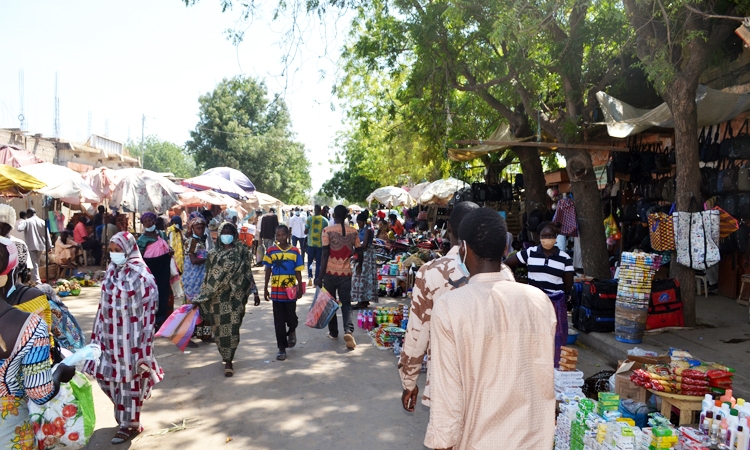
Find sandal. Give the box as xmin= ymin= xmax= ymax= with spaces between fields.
xmin=224 ymin=362 xmax=234 ymax=377
xmin=111 ymin=427 xmax=137 ymax=445
xmin=276 ymin=350 xmax=287 ymax=361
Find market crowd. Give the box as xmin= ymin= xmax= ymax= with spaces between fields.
xmin=0 ymin=199 xmax=568 ymax=450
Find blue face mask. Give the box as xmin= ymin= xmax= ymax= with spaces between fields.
xmin=220 ymin=234 xmax=234 ymax=245
xmin=110 ymin=252 xmax=127 ymax=266
xmin=193 ymin=234 xmax=202 ymax=239
xmin=457 ymin=241 xmax=470 ymax=278
xmin=144 ymin=225 xmax=156 ymax=232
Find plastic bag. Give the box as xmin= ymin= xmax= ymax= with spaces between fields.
xmin=155 ymin=304 xmax=201 ymax=351
xmin=60 ymin=344 xmax=102 ymax=370
xmin=304 ymin=288 xmax=339 ymax=329
xmin=28 ymin=373 xmax=95 ymax=449
xmin=604 ymin=214 xmax=620 ymax=238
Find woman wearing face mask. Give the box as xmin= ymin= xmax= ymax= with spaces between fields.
xmin=504 ymin=221 xmax=573 ymax=366
xmin=137 ymin=212 xmax=173 ymax=329
xmin=0 ymin=239 xmax=76 ymax=449
xmin=193 ymin=222 xmax=259 ymax=376
xmin=182 ymin=212 xmax=212 ymax=342
xmin=84 ymin=232 xmax=164 ymax=444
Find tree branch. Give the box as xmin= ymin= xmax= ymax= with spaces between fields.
xmin=453 ymin=74 xmax=514 ymax=92
xmin=683 ymin=2 xmax=745 ymax=22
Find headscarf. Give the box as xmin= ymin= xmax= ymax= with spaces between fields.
xmin=0 ymin=236 xmax=19 ymax=276
xmin=103 ymin=232 xmax=154 ymax=298
xmin=170 ymin=215 xmax=182 ymax=229
xmin=0 ymin=204 xmax=16 ymax=226
xmin=194 ymin=222 xmax=254 ymax=303
xmin=140 ymin=211 xmax=157 ymax=223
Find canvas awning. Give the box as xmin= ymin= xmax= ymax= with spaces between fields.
xmin=448 ymin=124 xmax=533 ymax=162
xmin=596 ymin=84 xmax=750 ymax=138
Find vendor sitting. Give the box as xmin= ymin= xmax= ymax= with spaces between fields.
xmin=54 ymin=231 xmax=80 ymax=266
xmin=504 ymin=221 xmax=573 ymax=294
xmin=389 ymin=213 xmax=405 ymax=237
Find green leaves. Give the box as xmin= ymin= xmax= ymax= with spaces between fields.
xmin=185 ymin=76 xmax=311 ymax=204
xmin=126 ymin=137 xmax=197 ymax=179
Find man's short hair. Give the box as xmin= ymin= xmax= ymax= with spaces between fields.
xmin=449 ymin=201 xmax=479 ymax=233
xmin=19 ymin=211 xmax=27 ymax=219
xmin=458 ymin=208 xmax=508 ymax=261
xmin=276 ymin=224 xmax=289 ymax=234
xmin=27 ymin=208 xmax=36 ymax=216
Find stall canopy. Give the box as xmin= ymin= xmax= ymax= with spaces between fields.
xmin=405 ymin=182 xmax=431 ymax=202
xmin=82 ymin=167 xmax=116 ymax=200
xmin=182 ymin=175 xmax=250 ymax=200
xmin=366 ymin=186 xmax=416 ymax=208
xmin=18 ymin=163 xmax=100 ymax=205
xmin=0 ymin=146 xmax=46 ymax=168
xmin=110 ymin=168 xmax=180 ymax=214
xmin=247 ymin=191 xmax=284 ymax=210
xmin=418 ymin=178 xmax=470 ymax=205
xmin=202 ymin=167 xmax=256 ymax=193
xmin=447 ymin=124 xmax=533 ymax=162
xmin=597 ymin=85 xmax=750 ymax=138
xmin=0 ymin=164 xmax=46 ymax=195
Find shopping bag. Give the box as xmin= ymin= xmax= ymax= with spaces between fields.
xmin=552 ymin=198 xmax=578 ymax=237
xmin=155 ymin=304 xmax=193 ymax=339
xmin=28 ymin=372 xmax=96 ymax=450
xmin=285 ymin=282 xmax=307 ymax=300
xmin=673 ymin=209 xmax=720 ymax=271
xmin=170 ymin=305 xmax=201 ymax=351
xmin=305 ymin=287 xmax=339 ymax=329
xmin=647 ymin=212 xmax=676 ymax=251
xmin=713 ymin=205 xmax=739 ymax=238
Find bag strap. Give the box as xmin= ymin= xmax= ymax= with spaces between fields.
xmin=699 ymin=127 xmax=706 ymax=145
xmin=740 ymin=119 xmax=749 ymax=137
xmin=724 ymin=121 xmax=734 ymax=141
xmin=714 ymin=125 xmax=721 ymax=143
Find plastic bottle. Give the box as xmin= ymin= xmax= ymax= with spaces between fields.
xmin=702 ymin=411 xmax=714 ymax=435
xmin=711 ymin=422 xmax=721 ymax=446
xmin=357 ymin=310 xmax=363 ymax=328
xmin=722 ymin=417 xmax=730 ymax=447
xmin=723 ymin=390 xmax=738 ymax=408
xmin=738 ymin=399 xmax=748 ymax=420
xmin=702 ymin=394 xmax=715 ymax=426
xmin=367 ymin=311 xmax=374 ymax=331
xmin=736 ymin=425 xmax=748 ymax=450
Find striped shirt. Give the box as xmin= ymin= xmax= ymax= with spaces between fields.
xmin=263 ymin=245 xmax=305 ymax=301
xmin=516 ymin=245 xmax=574 ymax=292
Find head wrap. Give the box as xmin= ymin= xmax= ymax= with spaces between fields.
xmin=104 ymin=232 xmax=153 ymax=296
xmin=170 ymin=215 xmax=183 ymax=228
xmin=0 ymin=204 xmax=16 ymax=227
xmin=140 ymin=212 xmax=157 ymax=223
xmin=0 ymin=236 xmax=19 ymax=276
xmin=188 ymin=211 xmax=207 ymax=232
xmin=216 ymin=222 xmax=238 ymax=245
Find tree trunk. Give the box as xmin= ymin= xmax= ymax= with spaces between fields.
xmin=514 ymin=146 xmax=547 ymax=211
xmin=665 ymin=79 xmax=702 ymax=327
xmin=562 ymin=148 xmax=611 ymax=279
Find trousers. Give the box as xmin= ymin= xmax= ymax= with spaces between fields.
xmin=29 ymin=250 xmax=41 ymax=283
xmin=324 ymin=274 xmax=353 ymax=337
xmin=272 ymin=301 xmax=298 ymax=349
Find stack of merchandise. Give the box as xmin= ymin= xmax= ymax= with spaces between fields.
xmin=559 ymin=346 xmax=579 ymax=371
xmin=629 ymin=349 xmax=734 ymax=397
xmin=597 ymin=392 xmax=620 ymax=416
xmin=615 ymin=252 xmax=662 ymax=344
xmin=555 ymin=368 xmax=585 ymax=401
xmin=570 ymin=398 xmax=598 ymax=450
xmin=368 ymin=325 xmax=405 ymax=349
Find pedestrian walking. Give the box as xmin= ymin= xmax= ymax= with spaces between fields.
xmin=263 ymin=225 xmax=304 ymax=361
xmin=351 ymin=210 xmax=378 ymax=310
xmin=0 ymin=205 xmax=32 ymax=282
xmin=424 ymin=208 xmax=556 ymax=450
xmin=193 ymin=222 xmax=259 ymax=377
xmin=183 ymin=212 xmax=211 ymax=342
xmin=16 ymin=207 xmax=52 ymax=284
xmin=0 ymin=233 xmax=75 ymax=449
xmin=316 ymin=205 xmax=359 ymax=350
xmin=305 ymin=205 xmax=328 ymax=284
xmin=260 ymin=208 xmax=279 ymax=259
xmin=166 ymin=216 xmax=184 ymax=274
xmin=288 ymin=207 xmax=307 ymax=265
xmin=137 ymin=212 xmax=173 ymax=330
xmin=85 ymin=231 xmax=164 ymax=445
xmin=398 ymin=201 xmax=497 ymax=412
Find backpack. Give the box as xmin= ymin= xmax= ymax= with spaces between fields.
xmin=646 ymin=279 xmax=684 ymax=330
xmin=572 ymin=280 xmax=617 ymax=333
xmin=46 ymin=290 xmax=86 ymax=351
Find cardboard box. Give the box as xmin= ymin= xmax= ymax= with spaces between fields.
xmin=614 ymin=359 xmax=659 ymax=404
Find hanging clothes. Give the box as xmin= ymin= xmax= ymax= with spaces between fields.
xmin=552 ymin=197 xmax=578 ymax=237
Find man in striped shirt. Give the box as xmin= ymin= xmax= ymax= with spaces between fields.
xmin=505 ymin=221 xmax=574 ymax=294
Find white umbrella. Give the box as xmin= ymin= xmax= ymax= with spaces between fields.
xmin=348 ymin=204 xmax=363 ymax=212
xmin=19 ymin=163 xmax=100 ymax=205
xmin=406 ymin=182 xmax=431 ymax=202
xmin=366 ymin=186 xmax=415 ymax=208
xmin=82 ymin=167 xmax=116 ymax=200
xmin=248 ymin=191 xmax=284 ymax=210
xmin=418 ymin=178 xmax=470 ymax=205
xmin=182 ymin=175 xmax=250 ymax=200
xmin=110 ymin=168 xmax=180 ymax=214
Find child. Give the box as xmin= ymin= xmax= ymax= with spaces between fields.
xmin=263 ymin=224 xmax=305 ymax=361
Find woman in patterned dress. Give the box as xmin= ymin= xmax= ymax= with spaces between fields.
xmin=183 ymin=212 xmax=211 ymax=341
xmin=193 ymin=222 xmax=259 ymax=377
xmin=351 ymin=211 xmax=378 ymax=309
xmin=84 ymin=232 xmax=164 ymax=445
xmin=0 ymin=239 xmax=75 ymax=450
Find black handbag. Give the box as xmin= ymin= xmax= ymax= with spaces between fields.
xmin=706 ymin=126 xmax=721 ymax=161
xmin=721 ymin=121 xmax=735 ymax=158
xmin=729 ymin=120 xmax=750 ymax=159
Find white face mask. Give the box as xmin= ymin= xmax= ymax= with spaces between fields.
xmin=457 ymin=241 xmax=470 ymax=278
xmin=110 ymin=252 xmax=127 ymax=266
xmin=144 ymin=225 xmax=156 ymax=232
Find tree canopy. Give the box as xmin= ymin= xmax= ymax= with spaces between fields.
xmin=185 ymin=76 xmax=312 ymax=205
xmin=126 ymin=136 xmax=197 ymax=179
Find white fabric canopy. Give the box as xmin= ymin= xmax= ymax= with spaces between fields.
xmin=597 ymin=85 xmax=750 ymax=138
xmin=110 ymin=169 xmax=180 ymax=214
xmin=246 ymin=191 xmax=284 ymax=210
xmin=405 ymin=182 xmax=431 ymax=202
xmin=447 ymin=123 xmax=533 ymax=162
xmin=418 ymin=178 xmax=470 ymax=205
xmin=366 ymin=186 xmax=415 ymax=208
xmin=19 ymin=163 xmax=100 ymax=205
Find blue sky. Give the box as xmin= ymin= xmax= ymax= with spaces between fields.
xmin=0 ymin=0 xmax=351 ymax=192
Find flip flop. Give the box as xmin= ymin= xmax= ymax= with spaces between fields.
xmin=276 ymin=351 xmax=287 ymax=361
xmin=224 ymin=368 xmax=234 ymax=377
xmin=111 ymin=428 xmax=135 ymax=445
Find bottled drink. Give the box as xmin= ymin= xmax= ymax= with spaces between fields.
xmin=357 ymin=310 xmax=363 ymax=328
xmin=367 ymin=311 xmax=374 ymax=330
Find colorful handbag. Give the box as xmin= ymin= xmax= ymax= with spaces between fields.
xmin=648 ymin=211 xmax=676 ymax=251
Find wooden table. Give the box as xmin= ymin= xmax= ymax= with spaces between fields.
xmin=649 ymin=390 xmax=703 ymax=425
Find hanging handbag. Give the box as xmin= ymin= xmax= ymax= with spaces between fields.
xmin=738 ymin=166 xmax=750 ymax=192
xmin=706 ymin=126 xmax=721 ymax=161
xmin=720 ymin=121 xmax=735 ymax=158
xmin=672 ymin=197 xmax=721 ymax=271
xmin=722 ymin=161 xmax=739 ymax=192
xmin=713 ymin=205 xmax=739 ymax=238
xmin=648 ymin=208 xmax=676 ymax=251
xmin=730 ymin=120 xmax=750 ymax=159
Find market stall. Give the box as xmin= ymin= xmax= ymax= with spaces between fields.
xmin=18 ymin=162 xmax=100 ymax=205
xmin=110 ymin=168 xmax=180 ymax=214
xmin=366 ymin=186 xmax=416 ymax=208
xmin=182 ymin=174 xmax=250 ymax=200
